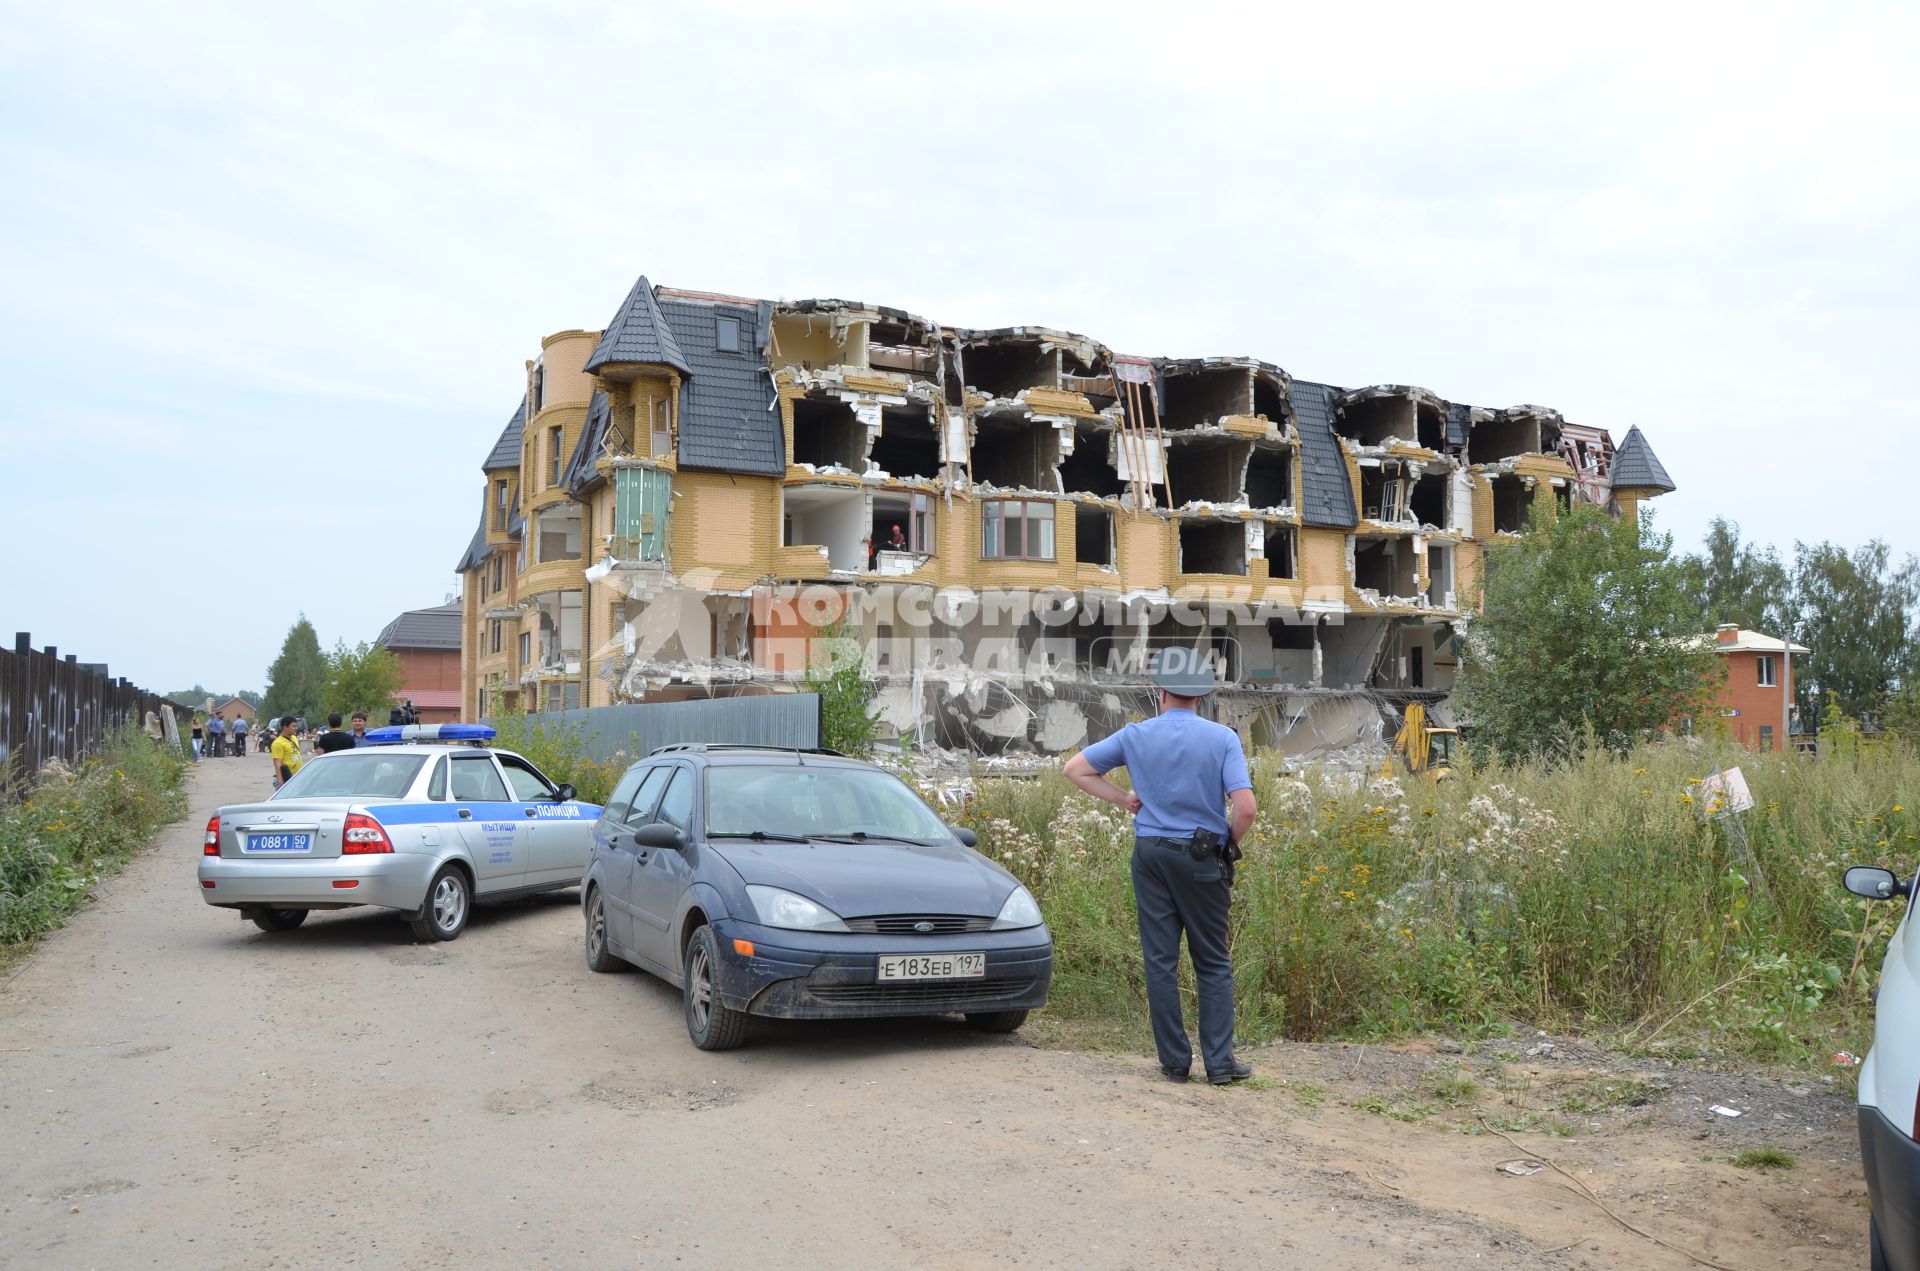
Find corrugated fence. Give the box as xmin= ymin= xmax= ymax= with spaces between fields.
xmin=495 ymin=693 xmax=822 ymax=762
xmin=2 ymin=631 xmax=184 ymax=792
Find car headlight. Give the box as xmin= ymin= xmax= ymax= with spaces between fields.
xmin=745 ymin=885 xmax=850 ymax=932
xmin=992 ymin=885 xmax=1043 ymax=930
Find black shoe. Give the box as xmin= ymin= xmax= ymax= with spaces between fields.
xmin=1207 ymin=1060 xmax=1253 ymax=1085
xmin=1158 ymin=1065 xmax=1191 ymax=1083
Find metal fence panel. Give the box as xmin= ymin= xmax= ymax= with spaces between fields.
xmin=2 ymin=631 xmax=185 ymax=796
xmin=495 ymin=693 xmax=821 ymax=763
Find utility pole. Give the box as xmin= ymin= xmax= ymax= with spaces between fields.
xmin=1781 ymin=625 xmax=1792 ymax=754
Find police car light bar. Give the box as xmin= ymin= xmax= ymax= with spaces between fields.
xmin=360 ymin=723 xmax=498 ymax=745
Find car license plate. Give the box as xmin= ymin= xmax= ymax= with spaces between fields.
xmin=877 ymin=952 xmax=985 ymax=981
xmin=242 ymin=833 xmax=313 ymax=854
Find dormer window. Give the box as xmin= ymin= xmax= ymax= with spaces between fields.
xmin=716 ymin=316 xmax=741 ymax=353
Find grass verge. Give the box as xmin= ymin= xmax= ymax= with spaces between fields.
xmin=1 ymin=727 xmax=189 ymax=953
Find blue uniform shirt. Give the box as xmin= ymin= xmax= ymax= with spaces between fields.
xmin=1078 ymin=708 xmax=1252 ymax=839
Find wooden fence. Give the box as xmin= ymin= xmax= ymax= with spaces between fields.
xmin=1 ymin=631 xmax=184 ymax=793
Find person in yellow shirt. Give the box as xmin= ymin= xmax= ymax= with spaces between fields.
xmin=270 ymin=717 xmax=304 ymax=790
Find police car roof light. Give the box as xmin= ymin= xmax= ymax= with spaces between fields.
xmin=360 ymin=722 xmax=497 ymax=746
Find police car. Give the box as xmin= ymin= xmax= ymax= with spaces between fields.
xmin=198 ymin=723 xmax=601 ymax=942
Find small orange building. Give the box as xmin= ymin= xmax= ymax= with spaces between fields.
xmin=374 ymin=603 xmax=464 ymax=724
xmin=1705 ymin=624 xmax=1807 ymax=752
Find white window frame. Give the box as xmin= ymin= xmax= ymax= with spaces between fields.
xmin=1756 ymin=655 xmax=1777 ymax=688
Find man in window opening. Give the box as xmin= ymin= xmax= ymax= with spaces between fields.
xmin=1063 ymin=647 xmax=1258 ymax=1085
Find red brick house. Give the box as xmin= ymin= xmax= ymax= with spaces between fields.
xmin=374 ymin=602 xmax=464 ymax=724
xmin=1704 ymin=624 xmax=1807 ymax=752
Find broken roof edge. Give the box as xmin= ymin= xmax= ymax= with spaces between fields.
xmin=1337 ymin=383 xmax=1448 ymax=412
xmin=779 ymin=298 xmax=940 ymax=330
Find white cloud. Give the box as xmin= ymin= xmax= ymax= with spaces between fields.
xmin=1 ymin=0 xmax=1916 ymax=688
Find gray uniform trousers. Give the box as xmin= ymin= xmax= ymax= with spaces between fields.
xmin=1131 ymin=836 xmax=1235 ymax=1075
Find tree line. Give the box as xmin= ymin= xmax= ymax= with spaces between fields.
xmin=1676 ymin=519 xmax=1918 ymax=731
xmin=260 ymin=616 xmax=406 ymax=727
xmin=1455 ymin=508 xmax=1919 ymax=762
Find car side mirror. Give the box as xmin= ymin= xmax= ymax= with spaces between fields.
xmin=1844 ymin=865 xmax=1909 ymax=901
xmin=948 ymin=825 xmax=978 ymax=848
xmin=555 ymin=783 xmax=577 ymax=802
xmin=632 ymin=823 xmax=687 ymax=851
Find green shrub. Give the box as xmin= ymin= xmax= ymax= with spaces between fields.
xmin=0 ymin=727 xmax=188 ymax=946
xmin=486 ymin=710 xmax=624 ymax=806
xmin=947 ymin=734 xmax=1917 ymax=1064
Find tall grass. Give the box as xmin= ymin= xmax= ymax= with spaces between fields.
xmin=956 ymin=737 xmax=1916 ymax=1064
xmin=0 ymin=727 xmax=189 ymax=946
xmin=486 ymin=712 xmax=626 ymax=805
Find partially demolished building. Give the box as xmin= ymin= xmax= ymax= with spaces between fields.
xmin=455 ymin=274 xmax=1677 ymax=758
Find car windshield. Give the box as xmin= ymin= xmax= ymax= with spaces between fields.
xmin=704 ymin=766 xmax=953 ymax=843
xmin=274 ymin=753 xmax=427 ymax=800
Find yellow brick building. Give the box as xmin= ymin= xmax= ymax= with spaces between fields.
xmin=455 ymin=276 xmax=1676 ymax=753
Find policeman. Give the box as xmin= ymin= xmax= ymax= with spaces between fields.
xmin=1064 ymin=646 xmax=1257 ymax=1084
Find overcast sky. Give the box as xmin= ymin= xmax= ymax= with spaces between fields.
xmin=2 ymin=1 xmax=1913 ymax=694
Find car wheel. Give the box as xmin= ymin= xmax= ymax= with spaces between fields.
xmin=250 ymin=908 xmax=308 ymax=933
xmin=964 ymin=1009 xmax=1029 ymax=1034
xmin=683 ymin=925 xmax=748 ymax=1051
xmin=409 ymin=866 xmax=470 ymax=942
xmin=583 ymin=888 xmax=624 ymax=973
xmin=1872 ymin=1215 xmax=1890 ymax=1271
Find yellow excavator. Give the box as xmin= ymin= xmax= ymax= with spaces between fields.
xmin=1387 ymin=703 xmax=1458 ymax=779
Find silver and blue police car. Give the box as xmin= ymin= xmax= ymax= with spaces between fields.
xmin=198 ymin=724 xmax=601 ymax=942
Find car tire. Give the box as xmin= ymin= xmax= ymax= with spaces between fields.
xmin=583 ymin=888 xmax=624 ymax=973
xmin=683 ymin=925 xmax=749 ymax=1051
xmin=964 ymin=1009 xmax=1029 ymax=1034
xmin=250 ymin=908 xmax=308 ymax=933
xmin=409 ymin=865 xmax=470 ymax=942
xmin=1872 ymin=1215 xmax=1889 ymax=1271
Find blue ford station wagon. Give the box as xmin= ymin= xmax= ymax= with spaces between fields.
xmin=581 ymin=745 xmax=1052 ymax=1050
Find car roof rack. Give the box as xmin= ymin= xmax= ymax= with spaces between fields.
xmin=646 ymin=743 xmax=847 ymax=758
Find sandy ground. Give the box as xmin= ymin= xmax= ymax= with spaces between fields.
xmin=0 ymin=758 xmax=1871 ymax=1269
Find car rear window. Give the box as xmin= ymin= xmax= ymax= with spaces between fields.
xmin=704 ymin=766 xmax=952 ymax=842
xmin=274 ymin=753 xmax=427 ymax=800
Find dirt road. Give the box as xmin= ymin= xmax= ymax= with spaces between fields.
xmin=0 ymin=759 xmax=1870 ymax=1268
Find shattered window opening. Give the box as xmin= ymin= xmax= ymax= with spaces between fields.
xmin=1161 ymin=367 xmax=1252 ymax=431
xmin=1469 ymin=414 xmax=1547 ymax=464
xmin=971 ymin=415 xmax=1059 ymax=491
xmin=1262 ymin=522 xmax=1296 ymax=578
xmin=1338 ymin=397 xmax=1418 ymax=448
xmin=534 ymin=505 xmax=583 ymax=564
xmin=1244 ymin=444 xmax=1292 ymax=508
xmin=964 ymin=340 xmax=1057 ymax=399
xmin=870 ymin=491 xmax=935 ymax=567
xmin=1166 ymin=436 xmax=1248 ymax=504
xmin=1416 ymin=403 xmax=1446 ymax=452
xmin=1491 ymin=474 xmax=1531 ymax=534
xmin=982 ymin=499 xmax=1056 ymax=562
xmin=1409 ymin=471 xmax=1447 ymax=527
xmin=1178 ymin=520 xmax=1247 ymax=576
xmin=1074 ymin=504 xmax=1114 ymax=567
xmin=1427 ymin=543 xmax=1455 ymax=607
xmin=782 ymin=484 xmax=868 ymax=572
xmin=868 ymin=405 xmax=941 ymax=480
xmin=791 ymin=396 xmax=867 ymax=471
xmin=1353 ymin=536 xmax=1417 ymax=597
xmin=1058 ymin=424 xmax=1125 ymax=498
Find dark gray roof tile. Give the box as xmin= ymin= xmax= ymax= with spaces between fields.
xmin=563 ymin=390 xmax=611 ymax=494
xmin=1291 ymin=380 xmax=1357 ymax=528
xmin=482 ymin=400 xmax=525 ymax=473
xmin=375 ymin=602 xmax=463 ymax=651
xmin=659 ymin=295 xmax=782 ymax=476
xmin=454 ymin=518 xmax=490 ymax=572
xmin=584 ymin=275 xmax=692 ymax=375
xmin=1610 ymin=425 xmax=1676 ymax=492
